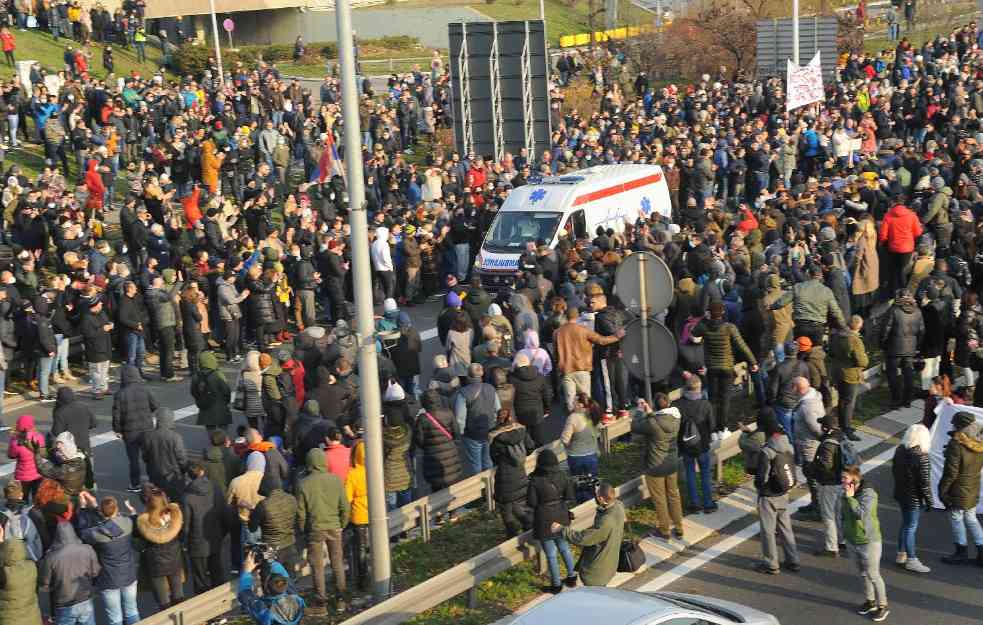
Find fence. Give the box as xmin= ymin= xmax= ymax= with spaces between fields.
xmin=135 ymin=361 xmax=887 ymax=625
xmin=321 ymin=56 xmax=446 ymax=75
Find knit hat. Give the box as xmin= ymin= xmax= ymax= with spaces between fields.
xmin=952 ymin=411 xmax=976 ymax=432
xmin=162 ymin=268 xmax=176 ymax=284
xmin=708 ymin=301 xmax=725 ymax=319
xmin=447 ymin=291 xmax=462 ymax=307
xmin=384 ymin=298 xmax=398 ymax=314
xmin=796 ymin=336 xmax=813 ymax=352
xmin=246 ymin=450 xmax=267 ymax=473
xmin=258 ymin=353 xmax=273 ymax=369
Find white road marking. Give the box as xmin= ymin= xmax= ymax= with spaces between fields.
xmin=0 ymin=404 xmax=200 ymax=477
xmin=635 ymin=444 xmax=898 ymax=592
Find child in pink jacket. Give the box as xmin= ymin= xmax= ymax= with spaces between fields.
xmin=7 ymin=414 xmax=46 ymax=502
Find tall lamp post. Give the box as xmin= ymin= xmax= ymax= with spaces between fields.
xmin=208 ymin=0 xmax=225 ymax=85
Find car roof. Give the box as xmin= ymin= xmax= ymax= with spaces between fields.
xmin=512 ymin=588 xmax=675 ymax=625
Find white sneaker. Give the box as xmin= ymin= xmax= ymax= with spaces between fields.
xmin=904 ymin=558 xmax=931 ymax=573
xmin=895 ymin=552 xmax=908 ymax=565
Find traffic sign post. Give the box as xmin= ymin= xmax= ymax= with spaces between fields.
xmin=614 ymin=251 xmax=675 ymax=407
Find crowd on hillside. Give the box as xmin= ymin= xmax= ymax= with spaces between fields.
xmin=0 ymin=14 xmax=983 ymax=625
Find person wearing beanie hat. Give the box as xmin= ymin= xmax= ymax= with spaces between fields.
xmin=796 ymin=336 xmax=813 ymax=353
xmin=382 ymin=380 xmax=413 ymax=511
xmin=938 ymin=410 xmax=983 ymax=565
xmin=437 ymin=291 xmax=471 ymax=346
xmin=753 ymin=400 xmax=801 ymax=575
xmin=692 ymin=299 xmax=758 ymax=438
xmin=528 ymin=447 xmax=577 ymax=591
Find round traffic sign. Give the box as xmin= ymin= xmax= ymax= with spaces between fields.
xmin=222 ymin=18 xmax=235 ymax=32
xmin=614 ymin=251 xmax=674 ymax=314
xmin=621 ymin=317 xmax=677 ymax=383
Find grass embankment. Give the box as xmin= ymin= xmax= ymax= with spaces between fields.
xmin=8 ymin=28 xmax=166 ymax=79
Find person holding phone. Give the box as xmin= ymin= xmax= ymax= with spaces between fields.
xmin=842 ymin=465 xmax=889 ymax=622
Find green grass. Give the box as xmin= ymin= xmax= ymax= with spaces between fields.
xmin=477 ymin=0 xmax=645 ymax=45
xmin=9 ymin=29 xmax=167 ymax=80
xmin=854 ymin=384 xmax=894 ymax=423
xmin=280 ymin=51 xmax=445 ymax=79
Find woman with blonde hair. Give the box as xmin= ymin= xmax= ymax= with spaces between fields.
xmin=850 ymin=216 xmax=879 ymax=318
xmin=891 ymin=423 xmax=933 ymax=573
xmin=136 ymin=489 xmax=185 ymax=609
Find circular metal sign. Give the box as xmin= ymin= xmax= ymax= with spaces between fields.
xmin=223 ymin=18 xmax=235 ymax=32
xmin=621 ymin=317 xmax=677 ymax=383
xmin=614 ymin=251 xmax=674 ymax=314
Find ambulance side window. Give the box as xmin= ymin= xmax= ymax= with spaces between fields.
xmin=568 ymin=209 xmax=587 ymax=239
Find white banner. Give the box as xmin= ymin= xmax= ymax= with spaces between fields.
xmin=786 ymin=51 xmax=824 ymax=112
xmin=929 ymin=402 xmax=983 ymax=512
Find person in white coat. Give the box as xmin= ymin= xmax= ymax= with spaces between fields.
xmin=371 ymin=226 xmax=395 ymax=299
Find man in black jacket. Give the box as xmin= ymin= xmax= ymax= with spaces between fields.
xmin=673 ymin=375 xmax=717 ymax=513
xmin=508 ymin=353 xmax=553 ymax=448
xmin=809 ymin=416 xmax=847 ymax=557
xmin=181 ymin=462 xmax=228 ymax=593
xmin=51 ymin=386 xmax=97 ymax=488
xmin=112 ymin=364 xmax=159 ymax=492
xmin=881 ymin=289 xmax=925 ymax=408
xmin=80 ymin=298 xmax=114 ymax=397
xmin=768 ymin=341 xmax=809 ymax=438
xmin=117 ymin=281 xmax=148 ymax=378
xmin=292 ymin=246 xmax=319 ymax=329
xmin=142 ymin=407 xmax=188 ymax=501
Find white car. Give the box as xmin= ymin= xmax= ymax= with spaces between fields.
xmin=506 ymin=587 xmax=780 ymax=625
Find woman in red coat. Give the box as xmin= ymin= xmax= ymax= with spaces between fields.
xmin=84 ymin=158 xmax=105 ymax=217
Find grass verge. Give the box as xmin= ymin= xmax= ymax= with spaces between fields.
xmin=9 ymin=28 xmax=167 ymax=80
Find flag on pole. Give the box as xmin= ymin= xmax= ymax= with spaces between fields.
xmin=311 ymin=132 xmax=346 ymax=183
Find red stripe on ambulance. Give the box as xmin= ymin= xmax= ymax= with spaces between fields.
xmin=570 ymin=172 xmax=664 ymax=207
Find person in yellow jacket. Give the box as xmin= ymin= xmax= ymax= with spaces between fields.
xmin=345 ymin=441 xmax=369 ymax=591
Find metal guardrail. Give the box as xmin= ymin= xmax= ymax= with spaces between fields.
xmin=136 ymin=360 xmax=889 ymax=625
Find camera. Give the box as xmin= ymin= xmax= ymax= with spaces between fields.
xmin=245 ymin=541 xmax=277 ymax=566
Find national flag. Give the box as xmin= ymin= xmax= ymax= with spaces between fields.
xmin=311 ymin=132 xmax=346 ymax=184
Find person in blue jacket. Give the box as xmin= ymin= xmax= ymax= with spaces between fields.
xmin=238 ymin=550 xmax=305 ymax=624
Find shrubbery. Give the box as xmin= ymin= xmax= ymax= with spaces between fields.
xmin=173 ymin=36 xmax=421 ymax=75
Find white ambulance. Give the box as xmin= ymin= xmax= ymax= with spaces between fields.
xmin=477 ymin=164 xmax=672 ymax=290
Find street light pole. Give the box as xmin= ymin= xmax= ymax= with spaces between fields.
xmin=334 ymin=0 xmax=392 ymax=603
xmin=208 ymin=0 xmax=225 ymax=85
xmin=539 ymin=0 xmax=545 ymax=21
xmin=792 ymin=0 xmax=800 ymax=65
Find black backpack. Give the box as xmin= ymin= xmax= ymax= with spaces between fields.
xmin=680 ymin=419 xmax=703 ymax=456
xmin=767 ymin=451 xmax=797 ymax=495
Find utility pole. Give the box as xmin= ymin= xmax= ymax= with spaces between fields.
xmin=334 ymin=0 xmax=392 ymax=602
xmin=793 ymin=0 xmax=800 ymax=65
xmin=207 ymin=0 xmax=224 ymax=85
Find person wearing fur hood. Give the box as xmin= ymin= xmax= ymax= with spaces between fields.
xmin=631 ymin=393 xmax=684 ymax=540
xmin=136 ymin=489 xmax=185 ymax=610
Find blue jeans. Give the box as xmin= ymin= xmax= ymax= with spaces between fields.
xmin=99 ymin=582 xmax=140 ymax=625
xmin=898 ymin=505 xmax=921 ymax=558
xmin=125 ymin=332 xmax=145 ymax=372
xmin=949 ymin=508 xmax=983 ymax=546
xmin=54 ymin=600 xmax=96 ymax=625
xmin=541 ymin=536 xmax=575 ymax=586
xmin=774 ymin=406 xmax=793 ymax=442
xmin=462 ymin=437 xmax=491 ymax=475
xmin=567 ymin=453 xmax=599 ymax=503
xmin=386 ymin=489 xmax=414 ymax=511
xmin=39 ymin=355 xmax=54 ymax=396
xmin=54 ymin=333 xmax=71 ymax=375
xmin=683 ymin=451 xmax=714 ymax=508
xmin=454 ymin=243 xmax=470 ymax=281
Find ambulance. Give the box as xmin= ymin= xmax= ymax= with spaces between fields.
xmin=476 ymin=164 xmax=672 ymax=290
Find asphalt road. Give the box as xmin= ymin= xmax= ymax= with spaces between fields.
xmin=623 ymin=438 xmax=983 ymax=625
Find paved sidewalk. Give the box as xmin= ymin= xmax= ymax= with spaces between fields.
xmin=503 ymin=401 xmax=923 ymax=620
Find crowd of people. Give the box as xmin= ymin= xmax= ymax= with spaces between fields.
xmin=0 ymin=12 xmax=982 ymax=625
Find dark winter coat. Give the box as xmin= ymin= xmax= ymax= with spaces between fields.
xmin=112 ymin=365 xmax=159 ymax=436
xmin=382 ymin=424 xmax=412 ymax=493
xmin=892 ymin=444 xmax=933 ymax=509
xmin=248 ymin=488 xmax=298 ymax=550
xmin=880 ymin=296 xmax=925 ymax=357
xmin=527 ymin=450 xmax=576 ymax=540
xmin=38 ymin=523 xmax=100 ymax=609
xmin=938 ymin=426 xmax=983 ymax=510
xmin=509 ymin=365 xmax=553 ymax=427
xmin=203 ymin=444 xmax=241 ymax=497
xmin=136 ymin=503 xmax=184 ymax=578
xmin=78 ymin=511 xmax=139 ymax=591
xmin=412 ymin=398 xmax=463 ymax=491
xmin=247 ymin=278 xmax=276 ymax=325
xmin=691 ymin=317 xmax=757 ymax=372
xmin=35 ymin=451 xmax=86 ymax=498
xmin=489 ymin=423 xmax=534 ymax=505
xmin=191 ymin=352 xmax=232 ymax=428
xmin=180 ymin=297 xmax=207 ymax=351
xmin=142 ymin=408 xmax=188 ymax=499
xmin=50 ymin=387 xmax=96 ymax=454
xmin=79 ymin=309 xmax=113 ymax=363
xmin=631 ymin=407 xmax=681 ymax=477
xmin=391 ymin=326 xmax=422 ymax=376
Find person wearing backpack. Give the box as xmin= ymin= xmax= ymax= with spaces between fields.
xmin=808 ymin=415 xmax=854 ymax=557
xmin=674 ymin=375 xmax=717 ymax=514
xmin=260 ymin=352 xmax=298 ymax=439
xmin=753 ymin=413 xmax=800 ymax=575
xmin=489 ymin=408 xmax=535 ymax=537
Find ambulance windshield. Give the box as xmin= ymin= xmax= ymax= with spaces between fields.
xmin=483 ymin=212 xmax=562 ymax=252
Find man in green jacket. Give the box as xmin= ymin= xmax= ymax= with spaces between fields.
xmin=297 ymin=448 xmax=350 ymax=614
xmin=938 ymin=411 xmax=983 ymax=565
xmin=771 ymin=265 xmax=846 ymax=345
xmin=830 ymin=315 xmax=869 ymax=442
xmin=555 ymin=482 xmax=625 ymax=587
